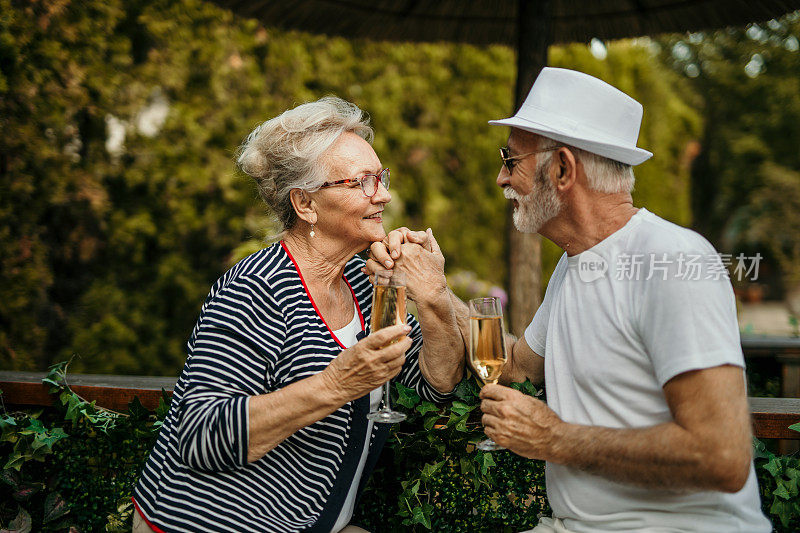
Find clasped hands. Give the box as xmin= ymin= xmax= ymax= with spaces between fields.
xmin=364 ymin=227 xmax=565 ymax=461
xmin=364 ymin=227 xmax=447 ymax=305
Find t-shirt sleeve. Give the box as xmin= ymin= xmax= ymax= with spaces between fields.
xmin=636 ymin=254 xmax=744 ymax=387
xmin=177 ymin=275 xmax=285 ymax=471
xmin=524 ymin=253 xmax=568 ymax=357
xmin=395 ymin=312 xmax=452 ymax=403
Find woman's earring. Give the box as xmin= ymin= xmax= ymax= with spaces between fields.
xmin=309 ymin=223 xmax=315 ymax=237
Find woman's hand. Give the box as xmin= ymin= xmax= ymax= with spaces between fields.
xmin=365 ymin=227 xmax=447 ymax=305
xmin=321 ymin=323 xmax=412 ymax=402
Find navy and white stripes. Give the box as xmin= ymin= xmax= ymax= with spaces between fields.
xmin=133 ymin=241 xmax=449 ymax=532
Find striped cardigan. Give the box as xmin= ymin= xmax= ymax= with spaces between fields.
xmin=133 ymin=242 xmax=450 ymax=532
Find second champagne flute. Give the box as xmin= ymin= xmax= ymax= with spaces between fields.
xmin=468 ymin=297 xmax=508 ymax=451
xmin=366 ymin=270 xmax=408 ymax=423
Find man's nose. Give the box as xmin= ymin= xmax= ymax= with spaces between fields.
xmin=496 ymin=165 xmax=510 ymax=188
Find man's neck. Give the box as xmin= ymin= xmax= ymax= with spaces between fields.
xmin=543 ymin=194 xmax=638 ymax=256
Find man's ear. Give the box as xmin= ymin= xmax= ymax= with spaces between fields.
xmin=554 ymin=147 xmax=578 ymax=191
xmin=289 ymin=189 xmax=317 ymax=225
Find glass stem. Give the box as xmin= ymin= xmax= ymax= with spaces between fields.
xmin=382 ymin=381 xmax=392 ymax=410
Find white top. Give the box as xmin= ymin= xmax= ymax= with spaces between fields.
xmin=331 ymin=306 xmax=382 ymax=533
xmin=525 ymin=208 xmax=770 ymax=533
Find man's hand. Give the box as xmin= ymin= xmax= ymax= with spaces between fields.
xmin=479 ymin=383 xmax=562 ymax=460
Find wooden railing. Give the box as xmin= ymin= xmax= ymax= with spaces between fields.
xmin=742 ymin=335 xmax=800 ymax=398
xmin=1 ymin=371 xmax=798 ymax=441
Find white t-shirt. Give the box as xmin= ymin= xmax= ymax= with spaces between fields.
xmin=330 ymin=307 xmax=381 ymax=533
xmin=524 ymin=208 xmax=770 ymax=533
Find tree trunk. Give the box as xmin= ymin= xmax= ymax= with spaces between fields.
xmin=506 ymin=0 xmax=551 ymax=335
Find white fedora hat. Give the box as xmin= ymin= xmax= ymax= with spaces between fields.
xmin=489 ymin=67 xmax=653 ymax=166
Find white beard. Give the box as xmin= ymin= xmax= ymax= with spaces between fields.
xmin=505 ymin=167 xmax=562 ymax=234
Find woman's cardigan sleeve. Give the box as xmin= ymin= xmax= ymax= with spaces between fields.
xmin=176 ymin=275 xmax=285 ymax=471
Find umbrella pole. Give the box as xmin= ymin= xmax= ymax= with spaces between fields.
xmin=506 ymin=0 xmax=552 ymax=335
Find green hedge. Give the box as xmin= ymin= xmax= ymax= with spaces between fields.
xmin=0 ymin=363 xmax=797 ymax=531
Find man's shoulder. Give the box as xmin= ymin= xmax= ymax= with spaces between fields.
xmin=630 ymin=209 xmax=716 ymax=255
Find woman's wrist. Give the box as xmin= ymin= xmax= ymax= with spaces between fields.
xmin=315 ymin=367 xmax=352 ymax=407
xmin=413 ymin=278 xmax=449 ymax=309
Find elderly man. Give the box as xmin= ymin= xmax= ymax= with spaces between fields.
xmin=370 ymin=68 xmax=770 ymax=532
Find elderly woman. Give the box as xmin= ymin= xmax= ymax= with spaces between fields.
xmin=132 ymin=97 xmax=464 ymax=532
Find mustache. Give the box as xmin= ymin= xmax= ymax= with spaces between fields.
xmin=503 ymin=187 xmax=522 ymax=201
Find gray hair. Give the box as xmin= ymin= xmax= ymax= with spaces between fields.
xmin=537 ymin=137 xmax=635 ymax=193
xmin=236 ymin=96 xmax=374 ymax=230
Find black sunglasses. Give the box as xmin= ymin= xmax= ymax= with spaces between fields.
xmin=500 ymin=146 xmax=561 ymax=173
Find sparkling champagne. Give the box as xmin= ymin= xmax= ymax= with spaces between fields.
xmin=468 ymin=316 xmax=506 ymax=385
xmin=370 ymin=284 xmax=406 ymax=333
xmin=367 ymin=271 xmax=407 ymax=424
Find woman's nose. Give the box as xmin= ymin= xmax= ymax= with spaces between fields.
xmin=372 ymin=180 xmax=391 ymax=203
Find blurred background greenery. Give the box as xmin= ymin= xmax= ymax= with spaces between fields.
xmin=1 ymin=0 xmax=799 ymax=376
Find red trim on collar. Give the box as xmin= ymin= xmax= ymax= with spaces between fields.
xmin=131 ymin=497 xmax=166 ymax=533
xmin=280 ymin=241 xmax=365 ymax=349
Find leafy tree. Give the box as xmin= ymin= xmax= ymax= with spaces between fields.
xmin=1 ymin=0 xmax=705 ymax=375
xmin=659 ymin=14 xmax=800 ymax=298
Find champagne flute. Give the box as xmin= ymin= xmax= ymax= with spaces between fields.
xmin=468 ymin=297 xmax=508 ymax=451
xmin=366 ymin=270 xmax=408 ymax=423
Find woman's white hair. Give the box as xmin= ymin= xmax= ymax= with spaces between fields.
xmin=537 ymin=137 xmax=635 ymax=193
xmin=236 ymin=96 xmax=374 ymax=230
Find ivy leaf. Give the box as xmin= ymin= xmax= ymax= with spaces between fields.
xmin=789 ymin=422 xmax=800 ymax=434
xmin=519 ymin=380 xmax=540 ymax=397
xmin=42 ymin=363 xmax=66 ymax=392
xmin=394 ymin=383 xmax=420 ymax=409
xmin=788 ymin=476 xmax=799 ymax=498
xmin=420 ymin=460 xmax=444 ymax=481
xmin=450 ymin=401 xmax=476 ymax=417
xmin=423 ymin=416 xmax=439 ymax=431
xmin=12 ymin=482 xmax=44 ymax=502
xmin=752 ymin=437 xmax=771 ymax=460
xmin=453 ymin=379 xmax=479 ymax=402
xmin=156 ymin=391 xmax=171 ymax=420
xmin=415 ymin=401 xmax=439 ymax=416
xmin=454 ymin=415 xmax=469 ymax=433
xmin=43 ymin=492 xmax=70 ymax=524
xmin=770 ymin=498 xmax=792 ymax=528
xmin=64 ymin=395 xmax=83 ymax=423
xmin=411 ymin=505 xmax=432 ymax=530
xmin=3 ymin=452 xmax=27 ymax=472
xmin=0 ymin=416 xmax=18 ymax=443
xmin=774 ymin=480 xmax=792 ymax=500
xmin=481 ymin=452 xmax=496 ymax=475
xmin=764 ymin=456 xmax=783 ymax=478
xmin=1 ymin=469 xmax=20 ymax=489
xmin=0 ymin=415 xmax=17 ymax=430
xmin=4 ymin=506 xmax=32 ymax=533
xmin=18 ymin=419 xmax=45 ymax=436
xmin=128 ymin=397 xmax=149 ymax=420
xmin=40 ymin=427 xmax=68 ymax=449
xmin=459 ymin=457 xmax=474 ymax=475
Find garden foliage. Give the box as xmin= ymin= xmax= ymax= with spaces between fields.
xmin=1 ymin=365 xmax=799 ymax=532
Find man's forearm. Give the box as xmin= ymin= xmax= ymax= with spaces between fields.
xmin=417 ymin=289 xmax=466 ymax=393
xmin=542 ymin=420 xmax=750 ymax=493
